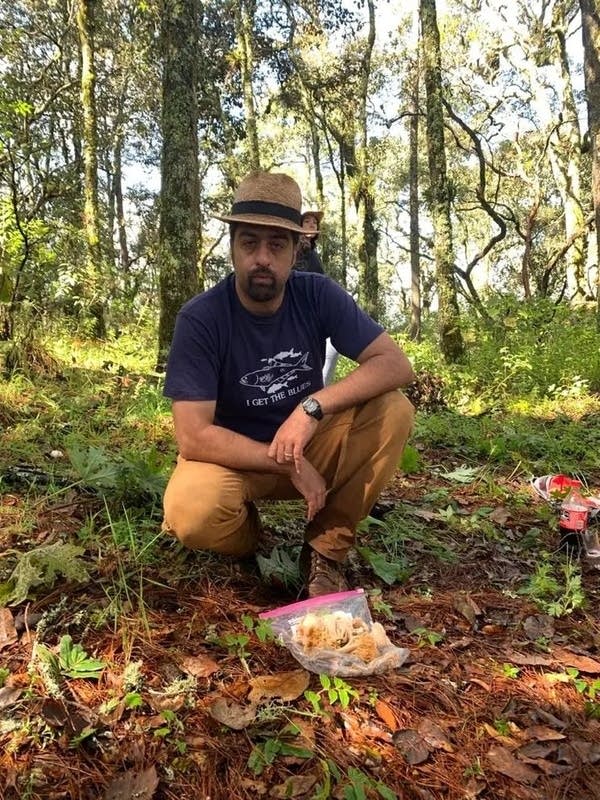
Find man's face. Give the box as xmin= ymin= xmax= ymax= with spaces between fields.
xmin=231 ymin=224 xmax=297 ymax=309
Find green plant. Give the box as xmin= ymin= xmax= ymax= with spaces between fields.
xmin=493 ymin=718 xmax=511 ymax=736
xmin=205 ymin=625 xmax=251 ymax=670
xmin=412 ymin=627 xmax=444 ymax=647
xmin=241 ymin=614 xmax=276 ymax=643
xmin=39 ymin=634 xmax=106 ymax=680
xmin=501 ymin=663 xmax=520 ymax=679
xmin=304 ymin=674 xmax=359 ymax=714
xmin=343 ymin=767 xmax=397 ymax=800
xmin=153 ymin=708 xmax=187 ymax=753
xmin=255 ymin=545 xmax=302 ymax=590
xmin=0 ymin=542 xmax=90 ymax=606
xmin=356 ymin=545 xmax=411 ymax=585
xmin=567 ymin=668 xmax=600 ymax=719
xmin=463 ymin=758 xmax=485 ymax=778
xmin=247 ymin=722 xmax=313 ymax=776
xmin=0 ymin=668 xmax=10 ymax=688
xmin=367 ymin=589 xmax=394 ymax=620
xmin=519 ymin=560 xmax=586 ymax=617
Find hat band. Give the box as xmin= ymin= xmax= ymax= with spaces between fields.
xmin=231 ymin=200 xmax=301 ymax=226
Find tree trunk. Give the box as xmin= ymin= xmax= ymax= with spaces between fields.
xmin=408 ymin=46 xmax=421 ymax=341
xmin=113 ymin=138 xmax=130 ymax=283
xmin=235 ymin=0 xmax=260 ymax=171
xmin=526 ymin=3 xmax=586 ymax=301
xmin=76 ymin=0 xmax=106 ymax=338
xmin=580 ymin=0 xmax=600 ymax=329
xmin=420 ymin=0 xmax=464 ymax=362
xmin=355 ymin=0 xmax=378 ymax=320
xmin=157 ymin=0 xmax=201 ymax=369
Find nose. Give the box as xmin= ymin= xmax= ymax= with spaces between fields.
xmin=254 ymin=239 xmax=271 ymax=266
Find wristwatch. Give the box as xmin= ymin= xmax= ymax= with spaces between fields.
xmin=301 ymin=396 xmax=323 ymax=421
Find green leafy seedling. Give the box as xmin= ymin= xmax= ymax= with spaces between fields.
xmin=58 ymin=635 xmax=106 ymax=679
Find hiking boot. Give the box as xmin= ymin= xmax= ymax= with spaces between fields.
xmin=299 ymin=543 xmax=349 ymax=598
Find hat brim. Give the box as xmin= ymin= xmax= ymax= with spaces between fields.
xmin=302 ymin=210 xmax=324 ymax=224
xmin=214 ymin=213 xmax=304 ymax=233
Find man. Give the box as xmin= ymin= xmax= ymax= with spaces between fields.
xmin=162 ymin=171 xmax=415 ymax=597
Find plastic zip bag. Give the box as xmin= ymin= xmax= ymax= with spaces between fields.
xmin=260 ymin=589 xmax=409 ymax=677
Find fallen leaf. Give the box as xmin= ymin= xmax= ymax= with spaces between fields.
xmin=517 ymin=742 xmax=558 ymax=759
xmin=146 ymin=692 xmax=185 ymax=713
xmin=0 ymin=687 xmax=22 ymax=711
xmin=374 ymin=699 xmax=398 ymax=731
xmin=517 ymin=756 xmax=571 ymax=776
xmin=463 ymin=777 xmax=486 ymax=798
xmin=521 ymin=725 xmax=566 ymax=742
xmin=486 ymin=745 xmax=539 ymax=784
xmin=447 ymin=636 xmax=474 ymax=650
xmin=529 ymin=709 xmax=567 ymax=730
xmin=104 ymin=765 xmax=159 ymax=800
xmin=551 ymin=647 xmax=600 ymax=674
xmin=506 ymin=651 xmax=553 ymax=667
xmin=248 ymin=669 xmax=310 ymax=704
xmin=40 ymin=698 xmax=97 ymax=735
xmin=453 ymin=594 xmax=483 ymax=627
xmin=571 ymin=739 xmax=600 ymax=764
xmin=178 ymin=654 xmax=219 ymax=678
xmin=489 ymin=506 xmax=511 ymax=525
xmin=482 ymin=722 xmax=518 ymax=745
xmin=271 ymin=774 xmax=318 ymax=798
xmin=0 ymin=608 xmax=17 ymax=650
xmin=393 ymin=729 xmax=431 ymax=764
xmin=522 ymin=615 xmax=554 ymax=642
xmin=239 ymin=778 xmax=268 ymax=796
xmin=481 ymin=624 xmax=506 ymax=636
xmin=417 ymin=718 xmax=454 ymax=752
xmin=411 ymin=508 xmax=438 ymax=521
xmin=208 ymin=698 xmax=257 ymax=730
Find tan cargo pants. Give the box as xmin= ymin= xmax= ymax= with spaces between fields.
xmin=162 ymin=390 xmax=414 ymax=563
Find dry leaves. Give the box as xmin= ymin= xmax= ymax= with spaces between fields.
xmin=104 ymin=766 xmax=159 ymax=800
xmin=248 ymin=669 xmax=310 ymax=704
xmin=178 ymin=653 xmax=219 ymax=678
xmin=486 ymin=745 xmax=539 ymax=784
xmin=208 ymin=698 xmax=257 ymax=730
xmin=0 ymin=608 xmax=17 ymax=650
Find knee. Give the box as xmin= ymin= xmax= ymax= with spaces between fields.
xmin=163 ymin=502 xmax=215 ymax=550
xmin=376 ymin=390 xmax=415 ymax=436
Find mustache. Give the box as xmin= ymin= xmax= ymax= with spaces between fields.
xmin=249 ymin=268 xmax=275 ymax=279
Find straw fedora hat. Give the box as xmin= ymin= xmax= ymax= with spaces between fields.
xmin=214 ymin=171 xmax=304 ymax=233
xmin=301 ymin=210 xmax=324 ymax=225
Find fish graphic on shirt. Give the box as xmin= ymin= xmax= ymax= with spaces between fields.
xmin=240 ymin=352 xmax=312 ymax=393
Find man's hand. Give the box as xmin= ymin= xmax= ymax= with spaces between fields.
xmin=289 ymin=457 xmax=327 ymax=521
xmin=267 ymin=405 xmax=318 ymax=473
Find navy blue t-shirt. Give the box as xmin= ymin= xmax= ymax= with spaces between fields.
xmin=163 ymin=271 xmax=384 ymax=442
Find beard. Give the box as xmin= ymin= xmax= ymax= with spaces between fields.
xmin=246 ymin=269 xmax=280 ymax=302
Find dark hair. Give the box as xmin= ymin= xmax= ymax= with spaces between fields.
xmin=229 ymin=222 xmax=299 ymax=246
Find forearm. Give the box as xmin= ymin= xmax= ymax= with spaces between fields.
xmin=314 ymin=349 xmax=414 ymax=416
xmin=176 ymin=421 xmax=293 ymax=474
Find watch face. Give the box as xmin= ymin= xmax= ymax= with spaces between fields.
xmin=302 ymin=397 xmax=323 ymax=419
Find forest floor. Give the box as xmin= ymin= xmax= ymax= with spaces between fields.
xmin=1 ymin=349 xmax=600 ymax=800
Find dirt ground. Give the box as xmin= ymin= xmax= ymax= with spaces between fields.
xmin=1 ymin=464 xmax=600 ymax=800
